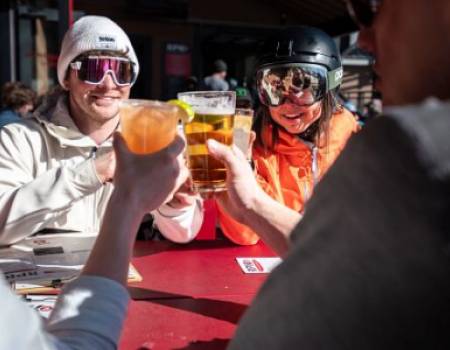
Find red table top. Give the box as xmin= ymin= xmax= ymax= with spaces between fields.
xmin=120 ymin=240 xmax=276 ymax=350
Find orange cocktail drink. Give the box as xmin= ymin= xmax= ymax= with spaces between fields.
xmin=120 ymin=99 xmax=179 ymax=154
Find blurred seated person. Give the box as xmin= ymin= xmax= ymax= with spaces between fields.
xmin=0 ymin=81 xmax=36 ymax=128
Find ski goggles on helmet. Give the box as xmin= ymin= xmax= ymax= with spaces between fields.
xmin=344 ymin=0 xmax=382 ymax=28
xmin=256 ymin=63 xmax=343 ymax=107
xmin=69 ymin=56 xmax=137 ymax=86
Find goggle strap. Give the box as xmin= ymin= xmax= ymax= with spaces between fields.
xmin=328 ymin=67 xmax=343 ymax=91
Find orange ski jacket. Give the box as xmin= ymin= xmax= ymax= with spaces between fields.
xmin=218 ymin=108 xmax=359 ymax=245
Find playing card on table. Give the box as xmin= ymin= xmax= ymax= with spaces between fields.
xmin=236 ymin=257 xmax=282 ymax=274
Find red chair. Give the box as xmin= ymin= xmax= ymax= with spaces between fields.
xmin=196 ymin=199 xmax=217 ymax=240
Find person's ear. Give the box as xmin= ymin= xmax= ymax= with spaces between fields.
xmin=62 ymin=78 xmax=70 ymax=90
xmin=62 ymin=68 xmax=72 ymax=90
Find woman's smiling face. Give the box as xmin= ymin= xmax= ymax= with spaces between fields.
xmin=269 ymin=101 xmax=322 ymax=134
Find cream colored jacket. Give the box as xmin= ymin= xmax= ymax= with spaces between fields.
xmin=0 ymin=91 xmax=203 ymax=245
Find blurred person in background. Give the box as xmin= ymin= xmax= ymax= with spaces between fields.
xmin=0 ymin=81 xmax=37 ymax=128
xmin=217 ymin=26 xmax=359 ymax=252
xmin=228 ymin=77 xmax=239 ymax=91
xmin=235 ymin=78 xmax=254 ymax=109
xmin=184 ymin=75 xmax=199 ymax=92
xmin=201 ymin=59 xmax=229 ymax=91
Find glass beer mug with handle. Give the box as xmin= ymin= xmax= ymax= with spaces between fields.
xmin=177 ymin=91 xmax=236 ymax=194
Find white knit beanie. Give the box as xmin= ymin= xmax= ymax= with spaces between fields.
xmin=57 ymin=15 xmax=140 ymax=87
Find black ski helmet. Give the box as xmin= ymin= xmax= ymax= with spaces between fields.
xmin=256 ymin=26 xmax=342 ymax=72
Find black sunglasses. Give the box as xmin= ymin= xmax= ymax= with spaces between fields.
xmin=344 ymin=0 xmax=382 ymax=28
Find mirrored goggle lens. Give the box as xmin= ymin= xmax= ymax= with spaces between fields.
xmin=256 ymin=64 xmax=330 ymax=107
xmin=345 ymin=0 xmax=381 ymax=27
xmin=77 ymin=57 xmax=135 ymax=86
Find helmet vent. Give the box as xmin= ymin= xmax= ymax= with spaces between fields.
xmin=275 ymin=40 xmax=294 ymax=57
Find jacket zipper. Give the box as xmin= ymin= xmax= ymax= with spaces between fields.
xmin=303 ymin=142 xmax=318 ymax=202
xmin=90 ymin=147 xmax=98 ymax=231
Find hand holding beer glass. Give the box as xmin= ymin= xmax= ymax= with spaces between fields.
xmin=178 ymin=91 xmax=236 ymax=193
xmin=120 ymin=99 xmax=179 ymax=154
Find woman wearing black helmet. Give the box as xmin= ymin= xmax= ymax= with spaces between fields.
xmin=218 ymin=26 xmax=359 ymax=247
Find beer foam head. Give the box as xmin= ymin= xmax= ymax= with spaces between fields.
xmin=194 ymin=107 xmax=235 ymax=115
xmin=183 ymin=97 xmax=235 ymax=115
xmin=177 ymin=92 xmax=236 ymax=115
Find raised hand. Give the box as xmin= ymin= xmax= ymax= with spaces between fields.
xmin=112 ymin=132 xmax=186 ymax=215
xmin=206 ymin=139 xmax=263 ymax=224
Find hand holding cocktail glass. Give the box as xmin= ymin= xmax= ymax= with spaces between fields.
xmin=119 ymin=99 xmax=193 ymax=204
xmin=95 ymin=99 xmax=179 ymax=185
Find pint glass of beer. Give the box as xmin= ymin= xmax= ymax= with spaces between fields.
xmin=178 ymin=91 xmax=236 ymax=193
xmin=233 ymin=108 xmax=254 ymax=158
xmin=120 ymin=99 xmax=179 ymax=154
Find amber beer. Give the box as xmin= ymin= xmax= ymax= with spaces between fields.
xmin=120 ymin=99 xmax=179 ymax=154
xmin=178 ymin=91 xmax=236 ymax=193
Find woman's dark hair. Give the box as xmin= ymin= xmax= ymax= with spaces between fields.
xmin=253 ymin=90 xmax=342 ymax=153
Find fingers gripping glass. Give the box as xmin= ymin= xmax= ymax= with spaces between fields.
xmin=344 ymin=0 xmax=382 ymax=28
xmin=256 ymin=63 xmax=343 ymax=107
xmin=70 ymin=56 xmax=137 ymax=86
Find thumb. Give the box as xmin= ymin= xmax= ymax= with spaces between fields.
xmin=113 ymin=132 xmax=131 ymax=161
xmin=163 ymin=135 xmax=186 ymax=159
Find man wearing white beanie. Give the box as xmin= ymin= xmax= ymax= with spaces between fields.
xmin=0 ymin=15 xmax=203 ymax=245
